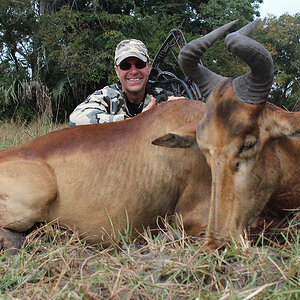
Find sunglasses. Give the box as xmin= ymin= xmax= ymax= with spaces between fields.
xmin=118 ymin=60 xmax=147 ymax=71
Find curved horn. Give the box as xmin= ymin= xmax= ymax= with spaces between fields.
xmin=178 ymin=20 xmax=239 ymax=98
xmin=225 ymin=19 xmax=274 ymax=104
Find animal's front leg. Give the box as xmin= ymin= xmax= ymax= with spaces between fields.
xmin=0 ymin=160 xmax=57 ymax=232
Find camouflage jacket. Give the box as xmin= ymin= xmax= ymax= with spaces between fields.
xmin=69 ymin=83 xmax=172 ymax=126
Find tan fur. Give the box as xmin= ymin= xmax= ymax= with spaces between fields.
xmin=0 ymin=100 xmax=212 ymax=247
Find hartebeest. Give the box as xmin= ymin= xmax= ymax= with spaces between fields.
xmin=155 ymin=19 xmax=300 ymax=249
xmin=0 ymin=98 xmax=215 ymax=251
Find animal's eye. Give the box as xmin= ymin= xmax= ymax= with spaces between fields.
xmin=239 ymin=135 xmax=257 ymax=156
xmin=239 ymin=142 xmax=256 ymax=153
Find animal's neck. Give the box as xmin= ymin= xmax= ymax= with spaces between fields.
xmin=271 ymin=137 xmax=300 ymax=210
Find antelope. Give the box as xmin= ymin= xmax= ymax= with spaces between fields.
xmin=154 ymin=19 xmax=300 ymax=249
xmin=0 ymin=99 xmax=213 ymax=251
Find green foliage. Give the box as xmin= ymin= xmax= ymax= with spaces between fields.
xmin=0 ymin=0 xmax=39 ymax=77
xmin=198 ymin=0 xmax=262 ymax=32
xmin=254 ymin=14 xmax=300 ymax=110
xmin=0 ymin=0 xmax=298 ymax=122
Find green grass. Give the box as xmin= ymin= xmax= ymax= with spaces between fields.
xmin=0 ymin=122 xmax=299 ymax=299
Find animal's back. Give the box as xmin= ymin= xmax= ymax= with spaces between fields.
xmin=0 ymin=100 xmax=210 ymax=243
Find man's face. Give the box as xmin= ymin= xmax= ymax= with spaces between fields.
xmin=114 ymin=57 xmax=151 ymax=96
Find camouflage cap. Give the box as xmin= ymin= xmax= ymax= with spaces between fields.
xmin=114 ymin=39 xmax=150 ymax=66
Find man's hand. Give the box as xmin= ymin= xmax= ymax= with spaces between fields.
xmin=142 ymin=96 xmax=156 ymax=112
xmin=167 ymin=96 xmax=188 ymax=101
xmin=142 ymin=96 xmax=188 ymax=114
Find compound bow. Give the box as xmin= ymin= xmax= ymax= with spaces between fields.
xmin=149 ymin=29 xmax=204 ymax=102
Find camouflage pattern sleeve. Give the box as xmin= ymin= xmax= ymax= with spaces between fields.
xmin=69 ymin=83 xmax=173 ymax=126
xmin=69 ymin=85 xmax=127 ymax=126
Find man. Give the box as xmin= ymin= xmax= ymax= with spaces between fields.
xmin=69 ymin=39 xmax=174 ymax=126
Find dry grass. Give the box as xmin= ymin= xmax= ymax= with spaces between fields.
xmin=1 ymin=218 xmax=299 ymax=299
xmin=0 ymin=122 xmax=299 ymax=299
xmin=0 ymin=120 xmax=67 ymax=149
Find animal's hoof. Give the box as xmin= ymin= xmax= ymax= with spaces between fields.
xmin=0 ymin=228 xmax=25 ymax=254
xmin=200 ymin=238 xmax=226 ymax=253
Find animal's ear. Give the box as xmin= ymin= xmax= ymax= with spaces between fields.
xmin=152 ymin=122 xmax=198 ymax=148
xmin=263 ymin=105 xmax=300 ymax=140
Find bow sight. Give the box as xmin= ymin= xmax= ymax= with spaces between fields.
xmin=149 ymin=29 xmax=203 ymax=102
